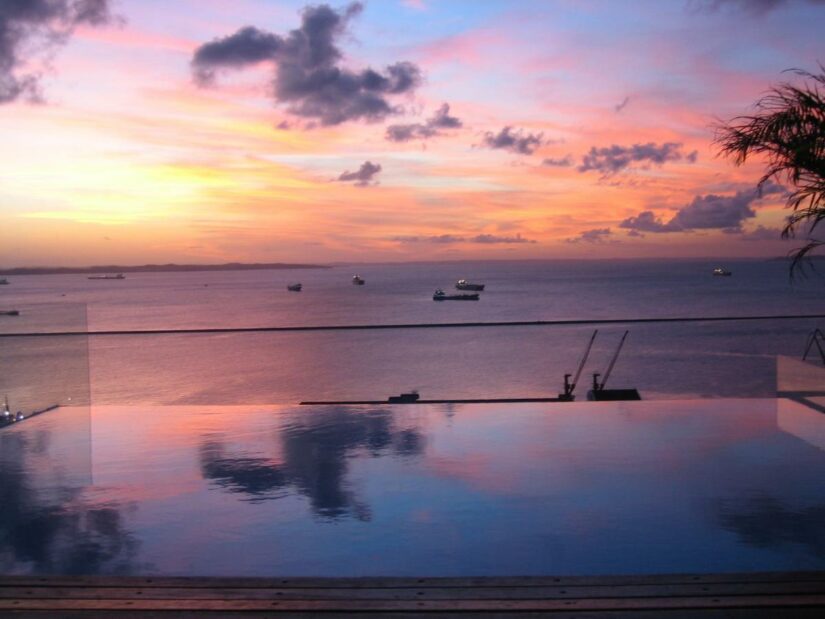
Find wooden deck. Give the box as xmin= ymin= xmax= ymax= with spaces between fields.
xmin=1 ymin=572 xmax=824 ymax=617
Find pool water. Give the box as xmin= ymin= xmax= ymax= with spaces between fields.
xmin=1 ymin=398 xmax=824 ymax=576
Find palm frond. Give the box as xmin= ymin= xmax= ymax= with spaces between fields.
xmin=714 ymin=66 xmax=825 ymax=278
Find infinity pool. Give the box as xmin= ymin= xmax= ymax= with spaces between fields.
xmin=1 ymin=398 xmax=823 ymax=576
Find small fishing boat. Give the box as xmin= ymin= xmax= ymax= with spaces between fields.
xmin=352 ymin=275 xmax=365 ymax=285
xmin=455 ymin=279 xmax=484 ymax=291
xmin=287 ymin=283 xmax=302 ymax=292
xmin=712 ymin=267 xmax=732 ymax=277
xmin=0 ymin=310 xmax=20 ymax=316
xmin=433 ymin=288 xmax=479 ymax=301
xmin=88 ymin=273 xmax=125 ymax=280
xmin=0 ymin=278 xmax=8 ymax=285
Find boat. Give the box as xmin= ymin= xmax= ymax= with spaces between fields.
xmin=388 ymin=391 xmax=420 ymax=403
xmin=433 ymin=288 xmax=479 ymax=301
xmin=0 ymin=310 xmax=20 ymax=316
xmin=88 ymin=273 xmax=125 ymax=280
xmin=1 ymin=398 xmax=59 ymax=429
xmin=455 ymin=279 xmax=484 ymax=291
xmin=712 ymin=267 xmax=732 ymax=277
xmin=1 ymin=397 xmax=11 ymax=428
xmin=287 ymin=283 xmax=302 ymax=292
xmin=352 ymin=275 xmax=365 ymax=285
xmin=0 ymin=278 xmax=8 ymax=285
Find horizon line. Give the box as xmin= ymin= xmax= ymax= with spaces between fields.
xmin=0 ymin=255 xmax=797 ymax=273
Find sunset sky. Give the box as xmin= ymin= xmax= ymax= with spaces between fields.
xmin=1 ymin=0 xmax=824 ymax=266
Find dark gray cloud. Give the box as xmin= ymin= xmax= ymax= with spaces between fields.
xmin=191 ymin=26 xmax=282 ymax=85
xmin=620 ymin=184 xmax=785 ymax=233
xmin=72 ymin=0 xmax=114 ymax=24
xmin=620 ymin=210 xmax=669 ymax=232
xmin=0 ymin=0 xmax=116 ymax=103
xmin=542 ymin=156 xmax=573 ymax=167
xmin=758 ymin=180 xmax=789 ymax=198
xmin=566 ymin=228 xmax=614 ymax=244
xmin=191 ymin=3 xmax=422 ymax=126
xmin=393 ymin=232 xmax=535 ymax=244
xmin=481 ymin=126 xmax=545 ymax=155
xmin=338 ymin=160 xmax=381 ymax=186
xmin=689 ymin=0 xmax=825 ymax=16
xmin=385 ymin=102 xmax=462 ymax=142
xmin=579 ymin=142 xmax=698 ymax=176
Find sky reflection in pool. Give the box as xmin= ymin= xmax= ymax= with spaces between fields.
xmin=1 ymin=399 xmax=824 ymax=577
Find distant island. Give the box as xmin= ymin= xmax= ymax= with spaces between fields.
xmin=0 ymin=262 xmax=331 ymax=276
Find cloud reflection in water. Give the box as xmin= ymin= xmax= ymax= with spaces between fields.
xmin=0 ymin=429 xmax=141 ymax=575
xmin=198 ymin=407 xmax=426 ymax=520
xmin=716 ymin=495 xmax=825 ymax=558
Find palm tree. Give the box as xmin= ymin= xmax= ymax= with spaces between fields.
xmin=715 ymin=66 xmax=825 ymax=276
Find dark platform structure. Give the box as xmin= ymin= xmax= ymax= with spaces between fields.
xmin=301 ymin=397 xmax=562 ymax=405
xmin=586 ymin=388 xmax=642 ymax=401
xmin=1 ymin=572 xmax=824 ymax=617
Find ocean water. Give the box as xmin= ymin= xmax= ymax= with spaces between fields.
xmin=1 ymin=259 xmax=824 ymax=408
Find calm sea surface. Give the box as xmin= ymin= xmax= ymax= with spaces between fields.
xmin=1 ymin=259 xmax=824 ymax=407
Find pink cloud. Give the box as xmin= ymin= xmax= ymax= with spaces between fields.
xmin=75 ymin=24 xmax=195 ymax=54
xmin=413 ymin=29 xmax=510 ymax=68
xmin=402 ymin=0 xmax=428 ymax=10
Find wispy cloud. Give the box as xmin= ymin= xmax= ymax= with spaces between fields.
xmin=481 ymin=126 xmax=545 ymax=155
xmin=579 ymin=142 xmax=697 ymax=176
xmin=688 ymin=0 xmax=825 ymax=17
xmin=542 ymin=156 xmax=573 ymax=167
xmin=566 ymin=228 xmax=615 ymax=243
xmin=402 ymin=0 xmax=428 ymax=10
xmin=392 ymin=234 xmax=464 ymax=244
xmin=740 ymin=225 xmax=788 ymax=241
xmin=385 ymin=103 xmax=462 ymax=142
xmin=337 ymin=161 xmax=382 ymax=187
xmin=614 ymin=96 xmax=630 ymax=113
xmin=393 ymin=233 xmax=535 ymax=244
xmin=472 ymin=233 xmax=535 ymax=244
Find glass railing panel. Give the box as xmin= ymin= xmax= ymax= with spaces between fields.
xmin=81 ymin=317 xmax=823 ymax=405
xmin=0 ymin=303 xmax=93 ymax=574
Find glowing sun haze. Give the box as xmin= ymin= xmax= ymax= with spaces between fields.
xmin=1 ymin=0 xmax=823 ymax=266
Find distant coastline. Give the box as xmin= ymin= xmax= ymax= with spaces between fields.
xmin=0 ymin=262 xmax=331 ymax=276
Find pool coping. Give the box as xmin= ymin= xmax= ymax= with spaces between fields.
xmin=1 ymin=571 xmax=824 ymax=616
